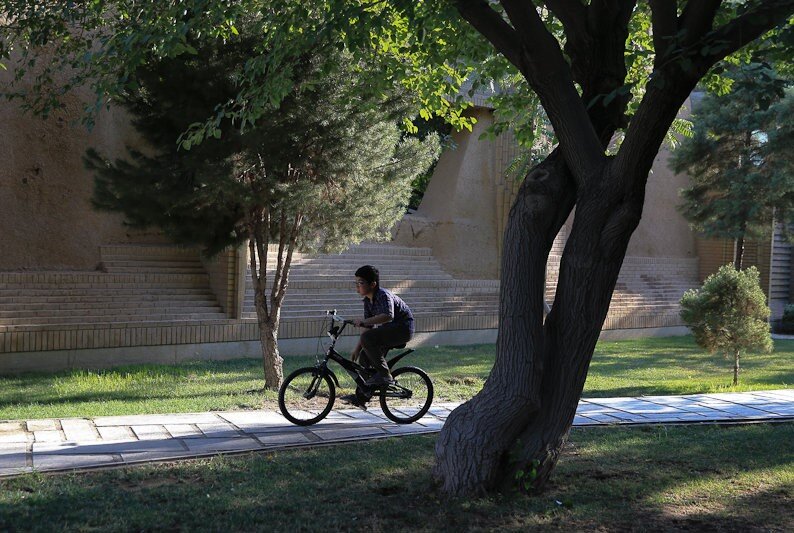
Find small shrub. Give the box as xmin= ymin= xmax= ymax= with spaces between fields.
xmin=680 ymin=265 xmax=772 ymax=385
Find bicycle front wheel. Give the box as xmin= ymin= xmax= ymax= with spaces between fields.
xmin=380 ymin=366 xmax=434 ymax=424
xmin=279 ymin=367 xmax=335 ymax=426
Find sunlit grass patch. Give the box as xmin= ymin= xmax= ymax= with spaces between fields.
xmin=0 ymin=336 xmax=791 ymax=420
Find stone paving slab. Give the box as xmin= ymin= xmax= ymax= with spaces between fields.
xmin=61 ymin=419 xmax=100 ymax=442
xmin=0 ymin=389 xmax=791 ymax=478
xmin=94 ymin=413 xmax=223 ymax=426
xmin=255 ymin=432 xmax=313 ymax=447
xmin=0 ymin=432 xmax=32 ymax=443
xmin=183 ymin=437 xmax=262 ymax=453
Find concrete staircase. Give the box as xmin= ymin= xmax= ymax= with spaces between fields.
xmin=0 ymin=245 xmax=226 ymax=327
xmin=545 ymin=252 xmax=699 ymax=328
xmin=243 ymin=244 xmax=500 ymax=321
xmin=0 ymin=240 xmax=699 ymax=364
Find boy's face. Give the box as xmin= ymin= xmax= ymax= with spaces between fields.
xmin=355 ymin=277 xmax=376 ymax=297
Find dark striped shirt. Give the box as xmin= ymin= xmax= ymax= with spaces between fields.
xmin=363 ymin=288 xmax=414 ymax=332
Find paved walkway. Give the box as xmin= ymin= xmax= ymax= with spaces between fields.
xmin=1 ymin=389 xmax=792 ymax=478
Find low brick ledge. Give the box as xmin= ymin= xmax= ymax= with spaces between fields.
xmin=0 ymin=314 xmax=500 ymax=354
xmin=0 ymin=310 xmax=687 ymax=355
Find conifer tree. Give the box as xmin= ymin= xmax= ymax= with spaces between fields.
xmin=671 ymin=65 xmax=794 ymax=270
xmin=680 ymin=265 xmax=772 ymax=385
xmin=86 ymin=36 xmax=439 ymax=390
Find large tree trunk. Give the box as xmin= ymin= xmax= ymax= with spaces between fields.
xmin=434 ymin=156 xmax=646 ymax=496
xmin=434 ymin=150 xmax=575 ymax=495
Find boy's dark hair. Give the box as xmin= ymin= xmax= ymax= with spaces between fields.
xmin=355 ymin=265 xmax=379 ymax=287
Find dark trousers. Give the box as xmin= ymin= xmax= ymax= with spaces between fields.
xmin=360 ymin=323 xmax=412 ymax=377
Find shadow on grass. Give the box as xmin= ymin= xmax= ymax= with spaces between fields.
xmin=1 ymin=424 xmax=791 ymax=531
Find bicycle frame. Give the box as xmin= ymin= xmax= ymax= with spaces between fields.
xmin=317 ymin=311 xmax=414 ymax=394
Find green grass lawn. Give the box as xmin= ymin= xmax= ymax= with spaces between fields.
xmin=0 ymin=336 xmax=791 ymax=420
xmin=1 ymin=423 xmax=791 ymax=531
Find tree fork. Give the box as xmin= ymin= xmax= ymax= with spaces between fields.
xmin=510 ymin=185 xmax=644 ymax=491
xmin=434 ymin=151 xmax=576 ymax=496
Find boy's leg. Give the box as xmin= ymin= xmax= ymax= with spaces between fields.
xmin=360 ymin=326 xmax=410 ymax=385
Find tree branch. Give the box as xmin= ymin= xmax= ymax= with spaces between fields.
xmin=679 ymin=0 xmax=722 ymax=47
xmin=277 ymin=212 xmax=303 ymax=305
xmin=543 ymin=0 xmax=587 ymax=39
xmin=617 ymin=0 xmax=794 ymax=185
xmin=649 ymin=0 xmax=679 ymax=67
xmin=454 ymin=0 xmax=524 ymax=69
xmin=271 ymin=210 xmax=287 ymax=307
xmin=699 ymin=0 xmax=794 ymax=68
xmin=496 ymin=0 xmax=605 ymax=185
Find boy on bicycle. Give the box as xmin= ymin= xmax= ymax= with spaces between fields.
xmin=341 ymin=265 xmax=414 ymax=406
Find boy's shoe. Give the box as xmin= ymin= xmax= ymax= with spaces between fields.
xmin=364 ymin=374 xmax=395 ymax=388
xmin=339 ymin=394 xmax=368 ymax=409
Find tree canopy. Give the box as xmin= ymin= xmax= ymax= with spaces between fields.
xmin=84 ymin=29 xmax=439 ymax=388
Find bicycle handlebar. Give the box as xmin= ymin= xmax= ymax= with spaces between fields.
xmin=325 ymin=310 xmax=372 ymax=328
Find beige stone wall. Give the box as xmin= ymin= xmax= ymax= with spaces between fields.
xmin=201 ymin=246 xmax=247 ymax=318
xmin=393 ymin=108 xmax=501 ymax=279
xmin=625 ymin=133 xmax=696 ymax=259
xmin=395 ymin=102 xmax=698 ymax=278
xmin=0 ymin=72 xmax=166 ymax=271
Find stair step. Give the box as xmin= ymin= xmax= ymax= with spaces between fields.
xmin=1 ymin=312 xmax=227 ymax=326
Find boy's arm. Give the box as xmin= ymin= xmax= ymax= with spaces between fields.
xmin=357 ymin=314 xmax=391 ymax=326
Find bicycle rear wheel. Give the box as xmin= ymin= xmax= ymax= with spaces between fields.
xmin=380 ymin=366 xmax=434 ymax=424
xmin=279 ymin=367 xmax=335 ymax=426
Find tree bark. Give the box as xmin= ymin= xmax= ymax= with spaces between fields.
xmin=434 ymin=150 xmax=576 ymax=495
xmin=251 ymin=265 xmax=284 ymax=390
xmin=434 ymin=152 xmax=646 ymax=495
xmin=734 ymin=235 xmax=745 ymax=271
xmin=733 ymin=349 xmax=740 ymax=386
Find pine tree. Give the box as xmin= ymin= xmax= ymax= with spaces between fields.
xmin=680 ymin=265 xmax=773 ymax=386
xmin=86 ymin=36 xmax=439 ymax=390
xmin=671 ymin=65 xmax=794 ymax=270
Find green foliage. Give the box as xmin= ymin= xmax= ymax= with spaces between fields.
xmin=3 ymin=1 xmax=790 ymax=159
xmin=86 ymin=32 xmax=439 ymax=257
xmin=406 ymin=115 xmax=453 ymax=210
xmin=0 ymin=0 xmax=244 ymax=125
xmin=671 ymin=65 xmax=794 ymax=250
xmin=680 ymin=265 xmax=772 ymax=383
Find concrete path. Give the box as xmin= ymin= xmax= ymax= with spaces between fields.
xmin=1 ymin=389 xmax=792 ymax=478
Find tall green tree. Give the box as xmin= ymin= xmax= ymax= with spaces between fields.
xmin=671 ymin=65 xmax=794 ymax=270
xmin=3 ymin=0 xmax=793 ymax=495
xmin=680 ymin=265 xmax=773 ymax=385
xmin=86 ymin=36 xmax=439 ymax=390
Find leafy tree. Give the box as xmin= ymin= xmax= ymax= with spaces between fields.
xmin=86 ymin=36 xmax=439 ymax=390
xmin=671 ymin=65 xmax=794 ymax=270
xmin=3 ymin=0 xmax=793 ymax=495
xmin=680 ymin=265 xmax=772 ymax=385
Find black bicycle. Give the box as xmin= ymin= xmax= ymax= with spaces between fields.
xmin=278 ymin=310 xmax=434 ymax=426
